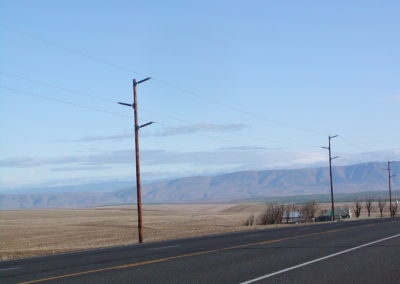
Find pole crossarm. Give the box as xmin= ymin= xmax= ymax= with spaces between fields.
xmin=118 ymin=102 xmax=133 ymax=108
xmin=136 ymin=77 xmax=151 ymax=85
xmin=139 ymin=121 xmax=154 ymax=128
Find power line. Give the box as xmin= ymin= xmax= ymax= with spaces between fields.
xmin=0 ymin=71 xmax=117 ymax=103
xmin=0 ymin=85 xmax=261 ymax=148
xmin=141 ymin=107 xmax=321 ymax=149
xmin=1 ymin=71 xmax=322 ymax=148
xmin=2 ymin=26 xmax=375 ymax=153
xmin=338 ymin=135 xmax=370 ymax=153
xmin=150 ymin=77 xmax=326 ymax=136
xmin=2 ymin=26 xmax=144 ymax=76
xmin=0 ymin=85 xmax=131 ymax=118
xmin=2 ymin=72 xmax=372 ymax=153
xmin=3 ymin=25 xmax=328 ymax=136
xmin=152 ymin=121 xmax=253 ymax=148
xmin=1 ymin=79 xmax=367 ymax=154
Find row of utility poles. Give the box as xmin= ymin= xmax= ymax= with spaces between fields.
xmin=120 ymin=77 xmax=397 ymax=243
xmin=323 ymin=136 xmax=397 ymax=222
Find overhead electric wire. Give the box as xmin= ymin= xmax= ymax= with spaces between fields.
xmin=2 ymin=71 xmax=322 ymax=149
xmin=141 ymin=107 xmax=321 ymax=149
xmin=150 ymin=77 xmax=327 ymax=136
xmin=4 ymin=26 xmax=375 ymax=153
xmin=3 ymin=25 xmax=328 ymax=137
xmin=0 ymin=71 xmax=117 ymax=103
xmin=338 ymin=135 xmax=370 ymax=153
xmin=151 ymin=120 xmax=252 ymax=148
xmin=2 ymin=26 xmax=141 ymax=76
xmin=2 ymin=80 xmax=375 ymax=158
xmin=2 ymin=26 xmax=391 ymax=173
xmin=0 ymin=85 xmax=261 ymax=148
xmin=0 ymin=85 xmax=131 ymax=119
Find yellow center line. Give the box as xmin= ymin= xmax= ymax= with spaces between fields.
xmin=20 ymin=222 xmax=381 ymax=283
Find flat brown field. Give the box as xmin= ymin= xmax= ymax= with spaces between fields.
xmin=0 ymin=202 xmax=389 ymax=261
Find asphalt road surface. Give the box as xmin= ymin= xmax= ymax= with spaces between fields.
xmin=1 ymin=218 xmax=400 ymax=283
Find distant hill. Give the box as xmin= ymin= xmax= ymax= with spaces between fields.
xmin=1 ymin=161 xmax=399 ymax=209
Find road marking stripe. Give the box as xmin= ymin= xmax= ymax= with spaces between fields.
xmin=0 ymin=267 xmax=19 ymax=272
xmin=240 ymin=233 xmax=400 ymax=284
xmin=19 ymin=222 xmax=386 ymax=284
xmin=243 ymin=233 xmax=262 ymax=238
xmin=149 ymin=245 xmax=180 ymax=251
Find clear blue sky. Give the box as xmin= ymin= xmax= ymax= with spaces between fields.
xmin=1 ymin=0 xmax=399 ymax=190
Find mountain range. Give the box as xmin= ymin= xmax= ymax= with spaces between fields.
xmin=1 ymin=161 xmax=399 ymax=209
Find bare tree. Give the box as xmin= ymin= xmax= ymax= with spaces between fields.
xmin=284 ymin=204 xmax=290 ymax=224
xmin=300 ymin=200 xmax=318 ymax=223
xmin=319 ymin=209 xmax=328 ymax=216
xmin=284 ymin=204 xmax=297 ymax=224
xmin=365 ymin=196 xmax=374 ymax=217
xmin=391 ymin=202 xmax=398 ymax=218
xmin=377 ymin=198 xmax=386 ymax=218
xmin=257 ymin=203 xmax=284 ymax=225
xmin=354 ymin=199 xmax=362 ymax=218
xmin=244 ymin=214 xmax=255 ymax=226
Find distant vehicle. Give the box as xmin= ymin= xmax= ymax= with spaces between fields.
xmin=314 ymin=207 xmax=350 ymax=222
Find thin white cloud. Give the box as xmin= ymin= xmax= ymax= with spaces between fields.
xmin=55 ymin=123 xmax=248 ymax=142
xmin=2 ymin=147 xmax=400 ymax=190
xmin=334 ymin=149 xmax=400 ymax=165
xmin=151 ymin=123 xmax=248 ymax=137
xmin=50 ymin=166 xmax=111 ymax=172
xmin=72 ymin=134 xmax=132 ymax=142
xmin=0 ymin=150 xmax=133 ymax=168
xmin=2 ymin=148 xmax=400 ymax=171
xmin=218 ymin=146 xmax=284 ymax=151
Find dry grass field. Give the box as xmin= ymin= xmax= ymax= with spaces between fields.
xmin=0 ymin=202 xmax=392 ymax=261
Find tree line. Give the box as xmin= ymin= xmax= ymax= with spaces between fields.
xmin=245 ymin=197 xmax=398 ymax=226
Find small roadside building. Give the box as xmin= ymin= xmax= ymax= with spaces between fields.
xmin=283 ymin=211 xmax=301 ymax=224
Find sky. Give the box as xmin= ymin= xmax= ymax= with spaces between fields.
xmin=1 ymin=0 xmax=400 ymax=191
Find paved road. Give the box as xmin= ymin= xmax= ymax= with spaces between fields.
xmin=1 ymin=218 xmax=400 ymax=283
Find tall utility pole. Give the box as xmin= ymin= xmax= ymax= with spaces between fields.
xmin=322 ymin=135 xmax=339 ymax=222
xmin=119 ymin=77 xmax=153 ymax=243
xmin=386 ymin=161 xmax=395 ymax=218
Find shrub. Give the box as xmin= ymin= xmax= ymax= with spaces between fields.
xmin=257 ymin=203 xmax=284 ymax=225
xmin=300 ymin=200 xmax=318 ymax=223
xmin=244 ymin=214 xmax=255 ymax=226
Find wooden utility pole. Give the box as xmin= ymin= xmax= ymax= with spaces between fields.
xmin=322 ymin=135 xmax=339 ymax=222
xmin=386 ymin=161 xmax=394 ymax=218
xmin=119 ymin=77 xmax=152 ymax=243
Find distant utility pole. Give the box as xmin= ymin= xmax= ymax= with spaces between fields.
xmin=322 ymin=135 xmax=339 ymax=222
xmin=119 ymin=77 xmax=153 ymax=243
xmin=386 ymin=161 xmax=395 ymax=218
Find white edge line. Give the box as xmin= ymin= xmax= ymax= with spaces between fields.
xmin=241 ymin=233 xmax=400 ymax=284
